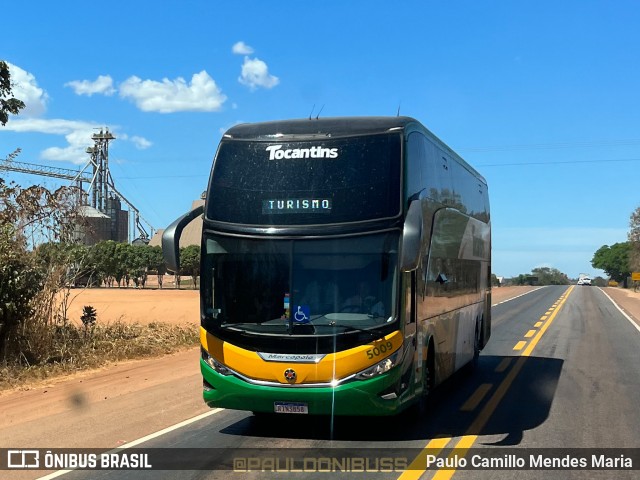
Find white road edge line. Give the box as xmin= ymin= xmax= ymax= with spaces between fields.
xmin=491 ymin=286 xmax=545 ymax=307
xmin=598 ymin=287 xmax=640 ymax=334
xmin=35 ymin=408 xmax=225 ymax=480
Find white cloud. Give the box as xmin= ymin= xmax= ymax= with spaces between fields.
xmin=41 ymin=129 xmax=97 ymax=164
xmin=130 ymin=135 xmax=152 ymax=149
xmin=119 ymin=71 xmax=226 ymax=113
xmin=232 ymin=41 xmax=254 ymax=55
xmin=6 ymin=63 xmax=49 ymax=117
xmin=3 ymin=118 xmax=151 ymax=164
xmin=2 ymin=118 xmax=98 ymax=135
xmin=65 ymin=75 xmax=116 ymax=96
xmin=238 ymin=57 xmax=279 ymax=90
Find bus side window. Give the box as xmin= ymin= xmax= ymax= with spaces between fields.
xmin=422 ymin=141 xmax=442 ymax=202
xmin=451 ymin=160 xmax=487 ymax=217
xmin=437 ymin=150 xmax=453 ymax=205
xmin=406 ymin=133 xmax=424 ymax=203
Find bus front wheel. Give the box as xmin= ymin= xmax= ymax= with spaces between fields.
xmin=466 ymin=318 xmax=482 ymax=373
xmin=417 ymin=342 xmax=435 ymax=416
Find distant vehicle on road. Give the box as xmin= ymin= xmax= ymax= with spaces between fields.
xmin=578 ymin=277 xmax=592 ymax=286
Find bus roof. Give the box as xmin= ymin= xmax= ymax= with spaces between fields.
xmin=223 ymin=116 xmax=419 ymax=139
xmin=223 ymin=116 xmax=486 ymax=185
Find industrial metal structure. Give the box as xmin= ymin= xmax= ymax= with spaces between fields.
xmin=0 ymin=128 xmax=154 ymax=245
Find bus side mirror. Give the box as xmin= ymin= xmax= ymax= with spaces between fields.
xmin=400 ymin=200 xmax=423 ymax=272
xmin=162 ymin=205 xmax=204 ymax=273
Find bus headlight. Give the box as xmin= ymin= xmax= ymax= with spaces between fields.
xmin=355 ymin=351 xmax=400 ymax=380
xmin=201 ymin=347 xmax=233 ymax=376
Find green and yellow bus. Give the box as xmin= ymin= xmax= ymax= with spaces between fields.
xmin=163 ymin=116 xmax=491 ymax=416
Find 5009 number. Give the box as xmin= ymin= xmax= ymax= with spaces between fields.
xmin=366 ymin=341 xmax=393 ymax=359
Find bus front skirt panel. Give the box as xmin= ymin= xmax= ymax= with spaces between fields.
xmin=200 ymin=359 xmax=409 ymax=416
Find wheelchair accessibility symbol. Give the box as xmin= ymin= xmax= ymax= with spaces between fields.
xmin=293 ymin=305 xmax=311 ymax=324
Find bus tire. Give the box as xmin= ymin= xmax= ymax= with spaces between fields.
xmin=418 ymin=341 xmax=435 ymax=416
xmin=466 ymin=318 xmax=482 ymax=373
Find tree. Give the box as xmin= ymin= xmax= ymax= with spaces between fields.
xmin=1 ymin=68 xmax=42 ymax=358
xmin=507 ymin=267 xmax=568 ymax=286
xmin=92 ymin=240 xmax=118 ymax=287
xmin=629 ymin=207 xmax=640 ymax=272
xmin=67 ymin=243 xmax=96 ymax=286
xmin=0 ymin=179 xmax=79 ymax=359
xmin=531 ymin=267 xmax=569 ymax=285
xmin=0 ymin=64 xmax=87 ymax=362
xmin=591 ymin=243 xmax=631 ymax=287
xmin=510 ymin=274 xmax=527 ymax=286
xmin=180 ymin=245 xmax=200 ymax=289
xmin=0 ymin=216 xmax=44 ymax=359
xmin=592 ymin=276 xmax=608 ymax=287
xmin=146 ymin=245 xmax=166 ymax=289
xmin=129 ymin=245 xmax=150 ymax=288
xmin=630 ymin=207 xmax=640 ymax=244
xmin=114 ymin=242 xmax=132 ymax=286
xmin=0 ymin=61 xmax=25 ymax=126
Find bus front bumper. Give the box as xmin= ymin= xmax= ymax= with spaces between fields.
xmin=200 ymin=359 xmax=406 ymax=416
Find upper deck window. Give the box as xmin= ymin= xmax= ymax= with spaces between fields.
xmin=206 ymin=133 xmax=402 ymax=226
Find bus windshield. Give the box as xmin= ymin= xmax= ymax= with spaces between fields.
xmin=203 ymin=232 xmax=399 ymax=337
xmin=206 ymin=133 xmax=402 ymax=225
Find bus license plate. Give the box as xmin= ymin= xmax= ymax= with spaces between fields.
xmin=274 ymin=402 xmax=308 ymax=414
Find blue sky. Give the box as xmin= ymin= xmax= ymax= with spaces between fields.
xmin=1 ymin=1 xmax=638 ymax=279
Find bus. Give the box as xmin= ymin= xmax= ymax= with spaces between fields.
xmin=162 ymin=116 xmax=491 ymax=416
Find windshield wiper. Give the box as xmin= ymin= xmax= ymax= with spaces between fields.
xmin=219 ymin=321 xmax=282 ymax=331
xmin=328 ymin=324 xmax=387 ymax=340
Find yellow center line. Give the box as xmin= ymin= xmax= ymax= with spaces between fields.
xmin=397 ymin=437 xmax=452 ymax=480
xmin=522 ymin=286 xmax=574 ymax=357
xmin=540 ymin=315 xmax=548 ymax=321
xmin=403 ymin=286 xmax=575 ymax=480
xmin=432 ymin=435 xmax=478 ymax=479
xmin=513 ymin=340 xmax=526 ymax=351
xmin=494 ymin=357 xmax=512 ymax=373
xmin=433 ymin=356 xmax=529 ymax=480
xmin=534 ymin=321 xmax=543 ymax=327
xmin=524 ymin=329 xmax=536 ymax=338
xmin=460 ymin=384 xmax=493 ymax=412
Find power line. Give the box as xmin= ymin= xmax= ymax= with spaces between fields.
xmin=114 ymin=158 xmax=640 ymax=178
xmin=460 ymin=139 xmax=640 ymax=153
xmin=477 ymin=157 xmax=640 ymax=167
xmin=117 ymin=174 xmax=204 ymax=179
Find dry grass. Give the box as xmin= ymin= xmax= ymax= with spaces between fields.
xmin=0 ymin=320 xmax=199 ymax=391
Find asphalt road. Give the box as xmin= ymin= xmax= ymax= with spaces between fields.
xmin=35 ymin=286 xmax=640 ymax=480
